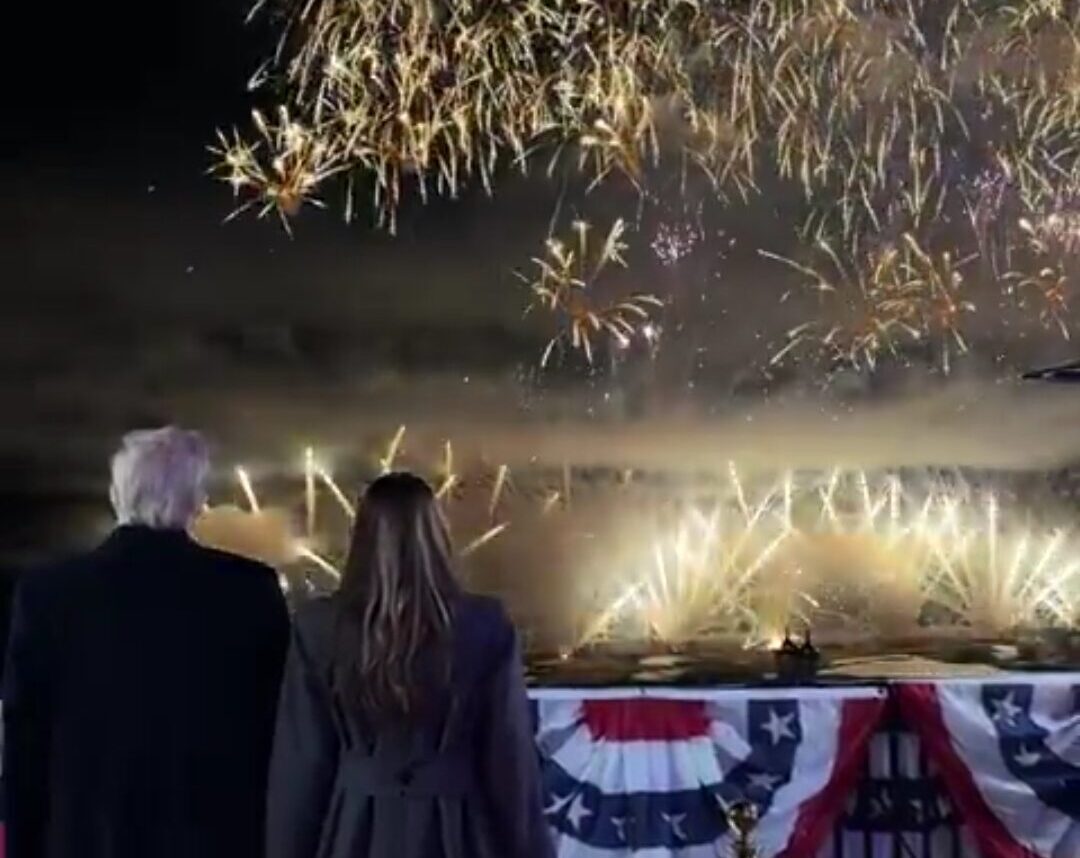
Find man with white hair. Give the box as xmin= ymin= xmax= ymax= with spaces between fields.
xmin=3 ymin=427 xmax=289 ymax=858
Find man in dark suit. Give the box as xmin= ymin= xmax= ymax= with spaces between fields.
xmin=3 ymin=427 xmax=290 ymax=858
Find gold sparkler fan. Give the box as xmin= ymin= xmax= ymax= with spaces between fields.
xmin=726 ymin=801 xmax=761 ymax=858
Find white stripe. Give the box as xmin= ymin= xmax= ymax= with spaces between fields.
xmin=547 ymin=727 xmax=724 ymax=794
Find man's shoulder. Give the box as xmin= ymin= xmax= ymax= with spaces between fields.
xmin=18 ymin=550 xmax=98 ymax=596
xmin=190 ymin=542 xmax=279 ymax=584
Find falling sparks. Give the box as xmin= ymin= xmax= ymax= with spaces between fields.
xmin=218 ymin=429 xmax=532 ymax=584
xmin=304 ymin=447 xmax=317 ymax=538
xmin=379 ymin=425 xmax=407 ymax=473
xmin=235 ymin=466 xmax=261 ymax=513
xmin=520 ymin=219 xmax=663 ymax=367
xmin=461 ymin=523 xmax=511 ymax=558
xmin=489 ymin=464 xmax=510 ymax=521
xmin=215 ymin=0 xmax=1080 ymax=370
xmin=294 ymin=544 xmax=342 ymax=580
xmin=315 ymin=464 xmax=356 ymax=519
xmin=763 ymin=235 xmax=977 ymax=372
xmin=435 ymin=440 xmax=458 ymax=501
xmin=651 ymin=220 xmax=701 ymax=267
xmin=213 ymin=446 xmax=1080 ymax=659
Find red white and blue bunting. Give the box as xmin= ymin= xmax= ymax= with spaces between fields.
xmin=531 ymin=687 xmax=885 ymax=857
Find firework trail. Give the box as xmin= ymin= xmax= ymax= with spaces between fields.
xmin=214 ymin=1 xmax=1079 ymax=369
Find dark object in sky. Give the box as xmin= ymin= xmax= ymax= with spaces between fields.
xmin=1022 ymin=360 xmax=1080 ymax=382
xmin=3 ymin=526 xmax=289 ymax=858
xmin=266 ymin=593 xmax=554 ymax=858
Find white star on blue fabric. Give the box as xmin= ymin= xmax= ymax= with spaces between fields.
xmin=1014 ymin=745 xmax=1041 ymax=767
xmin=761 ymin=708 xmax=796 ymax=746
xmin=662 ymin=812 xmax=689 ymax=841
xmin=544 ymin=791 xmax=574 ymax=818
xmin=748 ymin=772 xmax=782 ymax=792
xmin=611 ymin=816 xmax=628 ymax=843
xmin=990 ymin=692 xmax=1022 ymax=725
xmin=565 ymin=793 xmax=594 ymax=833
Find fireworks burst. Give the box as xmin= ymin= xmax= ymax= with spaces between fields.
xmin=196 ymin=427 xmax=572 ymax=587
xmin=650 ymin=219 xmax=702 ymax=267
xmin=211 ymin=108 xmax=343 ymax=231
xmin=579 ymin=467 xmax=1080 ymax=650
xmin=765 ymin=235 xmax=978 ymax=372
xmin=213 ymin=1 xmax=1080 ymax=374
xmin=519 ymin=219 xmax=664 ymax=367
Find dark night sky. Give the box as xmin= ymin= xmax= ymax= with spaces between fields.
xmin=8 ymin=0 xmax=1080 ymax=564
xmin=4 ymin=0 xmax=557 ymax=560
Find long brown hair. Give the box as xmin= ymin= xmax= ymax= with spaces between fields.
xmin=334 ymin=472 xmax=461 ymax=722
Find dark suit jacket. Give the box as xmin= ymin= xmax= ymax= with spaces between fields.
xmin=3 ymin=525 xmax=290 ymax=858
xmin=266 ymin=593 xmax=554 ymax=858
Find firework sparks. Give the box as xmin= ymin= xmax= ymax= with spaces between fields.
xmin=304 ymin=447 xmax=317 ymax=538
xmin=315 ymin=464 xmax=356 ymax=519
xmin=581 ymin=467 xmax=1080 ymax=650
xmin=435 ymin=440 xmax=458 ymax=501
xmin=235 ymin=466 xmax=261 ymax=513
xmin=764 ymin=235 xmax=977 ymax=372
xmin=379 ymin=425 xmax=407 ymax=473
xmin=219 ymin=429 xmax=526 ymax=585
xmin=462 ymin=523 xmax=510 ymax=558
xmin=216 ymin=446 xmax=1080 ymax=657
xmin=651 ymin=220 xmax=702 ymax=267
xmin=489 ymin=464 xmax=510 ymax=521
xmin=521 ymin=219 xmax=663 ymax=367
xmin=214 ymin=0 xmax=1079 ymax=370
xmin=294 ymin=544 xmax=342 ymax=580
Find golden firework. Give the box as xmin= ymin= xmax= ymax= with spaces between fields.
xmin=578 ymin=466 xmax=1080 ymax=650
xmin=520 ymin=218 xmax=663 ymax=366
xmin=213 ymin=1 xmax=1080 ymax=366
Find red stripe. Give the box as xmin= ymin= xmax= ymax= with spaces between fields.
xmin=895 ymin=684 xmax=1038 ymax=858
xmin=582 ymin=699 xmax=710 ymax=741
xmin=778 ymin=697 xmax=885 ymax=858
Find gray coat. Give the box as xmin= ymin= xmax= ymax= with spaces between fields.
xmin=266 ymin=594 xmax=554 ymax=858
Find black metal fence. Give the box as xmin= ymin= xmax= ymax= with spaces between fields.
xmin=818 ymin=698 xmax=981 ymax=858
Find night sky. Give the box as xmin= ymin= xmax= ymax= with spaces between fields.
xmin=8 ymin=0 xmax=1080 ymax=565
xmin=5 ymin=0 xmax=553 ymax=561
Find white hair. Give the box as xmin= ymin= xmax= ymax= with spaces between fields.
xmin=110 ymin=427 xmax=210 ymax=529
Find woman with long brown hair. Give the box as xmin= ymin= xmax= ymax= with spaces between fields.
xmin=266 ymin=472 xmax=554 ymax=858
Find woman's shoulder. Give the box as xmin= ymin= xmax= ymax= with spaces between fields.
xmin=291 ymin=595 xmax=339 ymax=660
xmin=455 ymin=592 xmax=517 ymax=665
xmin=294 ymin=593 xmax=337 ymax=622
xmin=457 ymin=591 xmax=512 ymax=629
